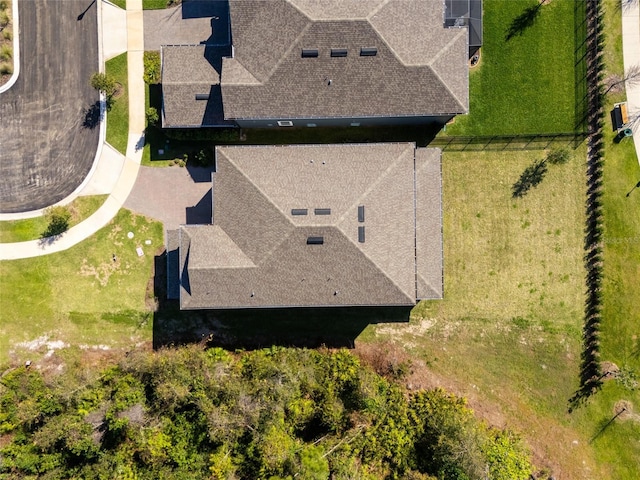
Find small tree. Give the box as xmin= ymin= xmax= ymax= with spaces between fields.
xmin=42 ymin=205 xmax=72 ymax=237
xmin=546 ymin=149 xmax=569 ymax=165
xmin=90 ymin=72 xmax=117 ymax=100
xmin=143 ymin=51 xmax=161 ymax=85
xmin=146 ymin=107 xmax=159 ymax=127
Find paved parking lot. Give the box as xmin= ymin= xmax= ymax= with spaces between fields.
xmin=0 ymin=0 xmax=100 ymax=213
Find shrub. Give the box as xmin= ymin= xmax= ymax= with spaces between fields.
xmin=0 ymin=11 xmax=9 ymax=28
xmin=3 ymin=28 xmax=12 ymax=41
xmin=0 ymin=61 xmax=11 ymax=75
xmin=90 ymin=72 xmax=117 ymax=99
xmin=547 ymin=149 xmax=570 ymax=165
xmin=146 ymin=107 xmax=159 ymax=127
xmin=42 ymin=206 xmax=72 ymax=237
xmin=0 ymin=44 xmax=12 ymax=61
xmin=143 ymin=51 xmax=161 ymax=84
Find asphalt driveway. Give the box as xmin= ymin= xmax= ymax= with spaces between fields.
xmin=0 ymin=0 xmax=99 ymax=213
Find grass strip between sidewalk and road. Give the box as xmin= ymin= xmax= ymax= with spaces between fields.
xmin=105 ymin=53 xmax=129 ymax=155
xmin=0 ymin=195 xmax=108 ymax=243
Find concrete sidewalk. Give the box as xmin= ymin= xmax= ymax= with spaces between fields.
xmin=622 ymin=0 xmax=640 ymax=165
xmin=0 ymin=0 xmax=146 ymax=260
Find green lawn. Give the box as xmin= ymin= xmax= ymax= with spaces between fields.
xmin=0 ymin=209 xmax=163 ymax=364
xmin=446 ymin=0 xmax=582 ymax=136
xmin=0 ymin=196 xmax=107 ymax=243
xmin=363 ymin=0 xmax=640 ymax=476
xmin=364 ymin=141 xmax=638 ymax=478
xmin=105 ymin=53 xmax=129 ymax=155
xmin=143 ymin=0 xmax=170 ymax=10
xmin=110 ymin=0 xmax=126 ymax=9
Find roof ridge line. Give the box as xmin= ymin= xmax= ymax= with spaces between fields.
xmin=367 ymin=0 xmax=393 ymax=20
xmin=336 ymin=224 xmax=415 ymax=304
xmin=427 ymin=29 xmax=468 ymax=110
xmin=416 ymin=271 xmax=441 ymax=299
xmin=218 ymin=149 xmax=297 ymax=265
xmin=263 ymin=18 xmax=313 ymax=83
xmin=335 ymin=143 xmax=417 ymax=301
xmin=336 ymin=143 xmax=414 ymax=226
xmin=222 ymin=57 xmax=261 ymax=86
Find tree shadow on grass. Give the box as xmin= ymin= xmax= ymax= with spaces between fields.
xmin=505 ymin=3 xmax=543 ymax=41
xmin=151 ymin=251 xmax=411 ymax=351
xmin=511 ymin=159 xmax=548 ymax=198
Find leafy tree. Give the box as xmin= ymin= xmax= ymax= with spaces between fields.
xmin=481 ymin=429 xmax=533 ymax=480
xmin=90 ymin=72 xmax=117 ymax=100
xmin=546 ymin=149 xmax=569 ymax=165
xmin=42 ymin=205 xmax=72 ymax=237
xmin=0 ymin=347 xmax=535 ymax=479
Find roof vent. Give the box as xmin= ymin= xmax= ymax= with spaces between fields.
xmin=195 ymin=93 xmax=210 ymax=100
xmin=314 ymin=208 xmax=331 ymax=216
xmin=358 ymin=226 xmax=365 ymax=243
xmin=302 ymin=49 xmax=319 ymax=58
xmin=331 ymin=48 xmax=348 ymax=57
xmin=358 ymin=205 xmax=365 ymax=223
xmin=307 ymin=236 xmax=324 ymax=245
xmin=360 ymin=47 xmax=377 ymax=56
xmin=291 ymin=208 xmax=308 ymax=216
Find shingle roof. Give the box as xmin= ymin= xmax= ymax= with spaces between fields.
xmin=161 ymin=45 xmax=234 ymax=127
xmin=415 ymin=148 xmax=444 ymax=299
xmin=221 ymin=0 xmax=468 ymax=120
xmin=178 ymin=143 xmax=443 ymax=309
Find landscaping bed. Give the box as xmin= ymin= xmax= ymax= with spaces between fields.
xmin=0 ymin=0 xmax=14 ymax=85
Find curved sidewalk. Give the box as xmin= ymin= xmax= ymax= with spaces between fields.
xmin=622 ymin=0 xmax=640 ymax=165
xmin=0 ymin=0 xmax=146 ymax=261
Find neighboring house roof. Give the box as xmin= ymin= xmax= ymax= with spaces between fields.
xmin=176 ymin=143 xmax=443 ymax=309
xmin=161 ymin=45 xmax=233 ymax=127
xmin=221 ymin=0 xmax=468 ymax=120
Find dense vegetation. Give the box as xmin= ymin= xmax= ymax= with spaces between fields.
xmin=0 ymin=347 xmax=532 ymax=479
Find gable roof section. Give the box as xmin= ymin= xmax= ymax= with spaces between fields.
xmin=221 ymin=0 xmax=468 ymax=120
xmin=179 ymin=143 xmax=443 ymax=309
xmin=161 ymin=45 xmax=233 ymax=127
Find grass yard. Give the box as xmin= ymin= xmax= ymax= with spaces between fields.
xmin=362 ymin=145 xmax=634 ymax=478
xmin=105 ymin=53 xmax=129 ymax=155
xmin=445 ymin=0 xmax=582 ymax=136
xmin=0 ymin=209 xmax=163 ymax=365
xmin=0 ymin=195 xmax=107 ymax=243
xmin=363 ymin=0 xmax=640 ymax=476
xmin=143 ymin=0 xmax=171 ymax=10
xmin=111 ymin=0 xmax=126 ymax=10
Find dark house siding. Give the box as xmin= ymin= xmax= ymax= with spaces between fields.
xmin=233 ymin=115 xmax=456 ymax=129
